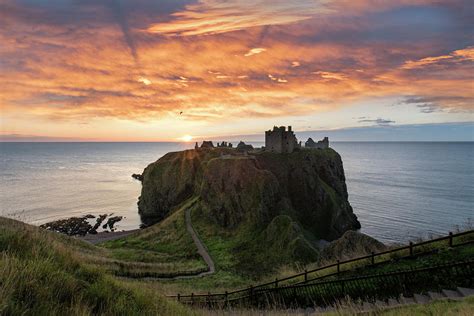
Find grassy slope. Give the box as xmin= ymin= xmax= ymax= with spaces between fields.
xmin=0 ymin=217 xmax=192 ymax=315
xmin=158 ymin=226 xmax=473 ymax=295
xmin=100 ymin=198 xmax=207 ymax=277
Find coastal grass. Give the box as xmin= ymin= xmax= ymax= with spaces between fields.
xmin=0 ymin=217 xmax=193 ymax=315
xmin=256 ymin=235 xmax=474 ymax=291
xmin=98 ymin=198 xmax=207 ymax=278
xmin=194 ymin=296 xmax=474 ymax=315
xmin=160 ymin=224 xmax=473 ymax=295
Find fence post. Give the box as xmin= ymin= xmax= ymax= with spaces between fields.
xmin=409 ymin=242 xmax=413 ymax=256
xmin=275 ymin=278 xmax=279 ymax=288
xmin=371 ymin=252 xmax=375 ymax=265
xmin=191 ymin=293 xmax=194 ymax=304
xmin=304 ymin=269 xmax=308 ymax=283
xmin=177 ymin=293 xmax=180 ymax=302
xmin=207 ymin=291 xmax=211 ymax=308
xmin=337 ymin=260 xmax=340 ymax=274
xmin=449 ymin=232 xmax=453 ymax=247
xmin=225 ymin=291 xmax=228 ymax=306
xmin=249 ymin=285 xmax=254 ymax=304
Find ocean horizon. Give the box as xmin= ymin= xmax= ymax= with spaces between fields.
xmin=1 ymin=141 xmax=472 ymax=244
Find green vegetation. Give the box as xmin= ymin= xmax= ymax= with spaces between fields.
xmin=0 ymin=217 xmax=192 ymax=315
xmin=101 ymin=199 xmax=207 ymax=277
xmin=138 ymin=147 xmax=360 ymax=279
xmin=1 ymin=211 xmax=472 ymax=314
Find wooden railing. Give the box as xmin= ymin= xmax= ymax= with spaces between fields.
xmin=168 ymin=229 xmax=474 ymax=305
xmin=223 ymin=260 xmax=474 ymax=308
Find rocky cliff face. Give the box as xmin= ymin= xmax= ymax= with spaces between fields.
xmin=138 ymin=147 xmax=360 ymax=242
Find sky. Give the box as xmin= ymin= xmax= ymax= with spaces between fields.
xmin=0 ymin=0 xmax=473 ymax=141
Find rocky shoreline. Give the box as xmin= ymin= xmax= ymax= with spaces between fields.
xmin=40 ymin=213 xmax=124 ymax=236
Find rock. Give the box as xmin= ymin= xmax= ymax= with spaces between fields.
xmin=321 ymin=230 xmax=386 ymax=261
xmin=104 ymin=216 xmax=123 ymax=231
xmin=92 ymin=214 xmax=107 ymax=231
xmin=138 ymin=147 xmax=360 ymax=241
xmin=40 ymin=215 xmax=93 ymax=236
xmin=131 ymin=173 xmax=143 ymax=181
xmin=40 ymin=213 xmax=123 ymax=236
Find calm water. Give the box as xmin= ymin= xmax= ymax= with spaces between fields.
xmin=1 ymin=142 xmax=472 ymax=243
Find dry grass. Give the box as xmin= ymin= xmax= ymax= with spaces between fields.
xmin=0 ymin=216 xmax=193 ymax=315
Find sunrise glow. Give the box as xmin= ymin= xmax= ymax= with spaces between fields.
xmin=179 ymin=135 xmax=194 ymax=142
xmin=0 ymin=0 xmax=472 ymax=141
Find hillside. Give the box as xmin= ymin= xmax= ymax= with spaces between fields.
xmin=0 ymin=216 xmax=192 ymax=315
xmin=138 ymin=147 xmax=361 ymax=274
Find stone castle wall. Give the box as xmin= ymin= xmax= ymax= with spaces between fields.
xmin=265 ymin=126 xmax=299 ymax=153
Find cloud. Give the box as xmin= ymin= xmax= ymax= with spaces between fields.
xmin=108 ymin=0 xmax=139 ymax=62
xmin=145 ymin=0 xmax=330 ymax=36
xmin=244 ymin=48 xmax=266 ymax=57
xmin=0 ymin=0 xmax=473 ymax=131
xmin=138 ymin=77 xmax=152 ymax=85
xmin=358 ymin=118 xmax=396 ymax=125
xmin=313 ymin=71 xmax=347 ymax=80
xmin=401 ymin=46 xmax=474 ymax=69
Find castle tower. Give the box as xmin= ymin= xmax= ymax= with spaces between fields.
xmin=265 ymin=126 xmax=299 ymax=153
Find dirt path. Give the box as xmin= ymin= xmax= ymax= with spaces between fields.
xmin=135 ymin=207 xmax=215 ymax=280
xmin=79 ymin=204 xmax=215 ymax=279
xmin=184 ymin=207 xmax=215 ymax=276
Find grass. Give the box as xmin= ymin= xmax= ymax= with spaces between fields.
xmin=0 ymin=216 xmax=193 ymax=315
xmin=161 ymin=227 xmax=473 ymax=296
xmin=1 ymin=213 xmax=472 ymax=315
xmin=328 ymin=296 xmax=474 ymax=316
xmin=195 ymin=296 xmax=474 ymax=315
xmin=99 ymin=198 xmax=207 ymax=277
xmin=380 ymin=296 xmax=474 ymax=316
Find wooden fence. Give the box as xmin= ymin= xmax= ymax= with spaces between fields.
xmin=168 ymin=229 xmax=473 ymax=307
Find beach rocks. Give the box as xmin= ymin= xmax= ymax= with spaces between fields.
xmin=40 ymin=213 xmax=123 ymax=236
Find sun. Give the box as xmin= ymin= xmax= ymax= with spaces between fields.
xmin=179 ymin=135 xmax=193 ymax=142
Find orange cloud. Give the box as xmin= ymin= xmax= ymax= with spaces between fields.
xmin=146 ymin=0 xmax=330 ymax=36
xmin=402 ymin=47 xmax=474 ymax=69
xmin=0 ymin=0 xmax=473 ymax=136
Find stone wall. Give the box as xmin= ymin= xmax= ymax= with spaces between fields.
xmin=265 ymin=126 xmax=299 ymax=153
xmin=305 ymin=137 xmax=329 ymax=149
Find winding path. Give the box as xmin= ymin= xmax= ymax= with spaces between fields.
xmin=79 ymin=203 xmax=215 ymax=279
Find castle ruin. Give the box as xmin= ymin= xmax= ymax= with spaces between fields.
xmin=305 ymin=137 xmax=329 ymax=149
xmin=265 ymin=126 xmax=300 ymax=153
xmin=194 ymin=126 xmax=329 ymax=154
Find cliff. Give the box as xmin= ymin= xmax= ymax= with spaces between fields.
xmin=138 ymin=147 xmax=361 ymax=269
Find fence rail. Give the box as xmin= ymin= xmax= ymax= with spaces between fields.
xmin=224 ymin=260 xmax=474 ymax=308
xmin=168 ymin=229 xmax=473 ymax=305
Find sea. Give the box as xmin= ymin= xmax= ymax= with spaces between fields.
xmin=1 ymin=142 xmax=472 ymax=244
